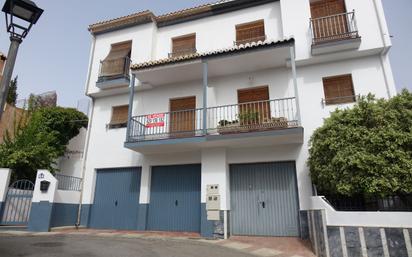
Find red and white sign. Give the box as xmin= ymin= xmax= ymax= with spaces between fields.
xmin=146 ymin=113 xmax=165 ymax=128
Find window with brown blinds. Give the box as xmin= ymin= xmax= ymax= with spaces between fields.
xmin=100 ymin=41 xmax=132 ymax=78
xmin=237 ymin=86 xmax=271 ymax=124
xmin=235 ymin=20 xmax=266 ymax=45
xmin=109 ymin=105 xmax=129 ymax=128
xmin=323 ymin=74 xmax=356 ymax=105
xmin=171 ymin=34 xmax=196 ymax=57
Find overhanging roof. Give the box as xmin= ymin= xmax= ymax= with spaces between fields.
xmin=131 ymin=38 xmax=294 ymax=71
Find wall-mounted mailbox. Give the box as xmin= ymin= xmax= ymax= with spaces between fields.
xmin=40 ymin=180 xmax=50 ymax=192
xmin=207 ymin=184 xmax=219 ymax=195
xmin=206 ymin=195 xmax=220 ymax=210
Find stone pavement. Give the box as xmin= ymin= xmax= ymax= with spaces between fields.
xmin=0 ymin=228 xmax=315 ymax=257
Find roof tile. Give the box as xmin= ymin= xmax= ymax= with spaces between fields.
xmin=131 ymin=38 xmax=294 ymax=70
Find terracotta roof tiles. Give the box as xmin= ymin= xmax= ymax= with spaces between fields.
xmin=131 ymin=38 xmax=294 ymax=70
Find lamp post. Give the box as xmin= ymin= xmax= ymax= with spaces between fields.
xmin=0 ymin=0 xmax=43 ymax=120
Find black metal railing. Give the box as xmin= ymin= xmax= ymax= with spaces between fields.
xmin=97 ymin=56 xmax=131 ymax=82
xmin=310 ymin=11 xmax=359 ymax=45
xmin=324 ymin=195 xmax=412 ymax=212
xmin=168 ymin=48 xmax=197 ymax=58
xmin=55 ymin=174 xmax=82 ymax=191
xmin=127 ymin=97 xmax=299 ymax=142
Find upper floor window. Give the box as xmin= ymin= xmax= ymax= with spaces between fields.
xmin=170 ymin=34 xmax=196 ymax=58
xmin=99 ymin=41 xmax=132 ymax=81
xmin=323 ymin=74 xmax=356 ymax=105
xmin=235 ymin=20 xmax=266 ymax=46
xmin=310 ymin=0 xmax=359 ymax=45
xmin=109 ymin=105 xmax=129 ymax=129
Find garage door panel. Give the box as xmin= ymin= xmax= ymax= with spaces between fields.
xmin=230 ymin=162 xmax=299 ymax=237
xmin=147 ymin=164 xmax=201 ymax=232
xmin=90 ymin=168 xmax=141 ymax=230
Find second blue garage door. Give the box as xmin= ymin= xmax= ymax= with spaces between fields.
xmin=147 ymin=164 xmax=201 ymax=232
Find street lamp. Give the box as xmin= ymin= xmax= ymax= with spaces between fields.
xmin=0 ymin=0 xmax=43 ymax=119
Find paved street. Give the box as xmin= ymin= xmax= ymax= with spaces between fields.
xmin=0 ymin=234 xmax=255 ymax=257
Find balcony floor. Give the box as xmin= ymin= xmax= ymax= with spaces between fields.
xmin=124 ymin=127 xmax=304 ymax=154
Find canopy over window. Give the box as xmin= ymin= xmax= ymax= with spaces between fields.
xmin=100 ymin=41 xmax=132 ymax=77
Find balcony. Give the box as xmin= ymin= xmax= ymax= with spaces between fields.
xmin=125 ymin=97 xmax=303 ymax=153
xmin=96 ymin=56 xmax=131 ymax=90
xmin=310 ymin=11 xmax=361 ymax=55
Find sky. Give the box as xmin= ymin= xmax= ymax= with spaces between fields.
xmin=0 ymin=0 xmax=410 ymax=108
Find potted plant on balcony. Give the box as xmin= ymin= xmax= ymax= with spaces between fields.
xmin=217 ymin=111 xmax=290 ymax=135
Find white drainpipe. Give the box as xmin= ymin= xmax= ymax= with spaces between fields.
xmin=76 ymin=35 xmax=97 ymax=227
xmin=373 ymin=0 xmax=394 ymax=98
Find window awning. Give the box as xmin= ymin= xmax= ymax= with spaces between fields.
xmin=101 ymin=41 xmax=132 ymax=77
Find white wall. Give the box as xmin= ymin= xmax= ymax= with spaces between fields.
xmin=155 ymin=2 xmax=283 ymax=60
xmin=87 ymin=23 xmax=157 ymax=95
xmin=0 ymin=168 xmax=11 ymax=202
xmin=311 ymin=196 xmax=412 ymax=228
xmin=57 ymin=128 xmax=87 ymax=178
xmin=81 ymin=94 xmax=142 ymax=204
xmin=32 ymin=170 xmax=57 ymax=203
xmin=201 ymin=148 xmax=229 ymax=209
xmin=280 ymin=0 xmax=389 ymax=61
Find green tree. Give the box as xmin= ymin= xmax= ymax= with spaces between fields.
xmin=308 ymin=90 xmax=412 ymax=197
xmin=6 ymin=76 xmax=18 ymax=106
xmin=0 ymin=107 xmax=88 ymax=181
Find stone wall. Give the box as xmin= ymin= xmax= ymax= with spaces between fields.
xmin=305 ymin=209 xmax=412 ymax=257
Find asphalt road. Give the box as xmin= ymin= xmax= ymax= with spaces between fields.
xmin=0 ymin=234 xmax=255 ymax=257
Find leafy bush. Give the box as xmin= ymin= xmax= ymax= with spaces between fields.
xmin=308 ymin=90 xmax=412 ymax=197
xmin=0 ymin=107 xmax=88 ymax=181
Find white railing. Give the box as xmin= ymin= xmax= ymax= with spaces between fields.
xmin=310 ymin=11 xmax=359 ymax=45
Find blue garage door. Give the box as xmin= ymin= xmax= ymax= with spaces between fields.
xmin=89 ymin=167 xmax=141 ymax=230
xmin=147 ymin=164 xmax=201 ymax=232
xmin=230 ymin=162 xmax=300 ymax=237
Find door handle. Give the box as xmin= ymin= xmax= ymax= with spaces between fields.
xmin=262 ymin=201 xmax=265 ymax=209
xmin=115 ymin=200 xmax=118 ymax=206
xmin=175 ymin=200 xmax=178 ymax=206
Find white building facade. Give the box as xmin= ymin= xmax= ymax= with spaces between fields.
xmin=80 ymin=0 xmax=396 ymax=238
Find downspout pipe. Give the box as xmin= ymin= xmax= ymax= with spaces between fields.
xmin=76 ymin=35 xmax=97 ymax=228
xmin=372 ymin=0 xmax=393 ymax=98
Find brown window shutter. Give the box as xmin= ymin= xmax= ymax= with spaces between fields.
xmin=323 ymin=74 xmax=356 ymax=105
xmin=101 ymin=41 xmax=132 ymax=77
xmin=172 ymin=34 xmax=196 ymax=57
xmin=110 ymin=105 xmax=129 ymax=127
xmin=236 ymin=20 xmax=265 ymax=44
xmin=169 ymin=96 xmax=196 ymax=136
xmin=238 ymin=86 xmax=269 ymax=104
xmin=237 ymin=86 xmax=271 ymax=124
xmin=311 ymin=0 xmax=346 ymax=18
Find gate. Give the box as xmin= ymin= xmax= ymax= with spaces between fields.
xmin=1 ymin=180 xmax=34 ymax=226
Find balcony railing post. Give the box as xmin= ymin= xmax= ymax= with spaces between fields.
xmin=126 ymin=74 xmax=136 ymax=142
xmin=202 ymin=61 xmax=208 ymax=135
xmin=289 ymin=46 xmax=302 ymax=126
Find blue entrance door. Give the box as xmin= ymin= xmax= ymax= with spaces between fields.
xmin=147 ymin=164 xmax=201 ymax=232
xmin=89 ymin=167 xmax=141 ymax=230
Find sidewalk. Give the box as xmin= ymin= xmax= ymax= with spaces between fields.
xmin=0 ymin=228 xmax=315 ymax=257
